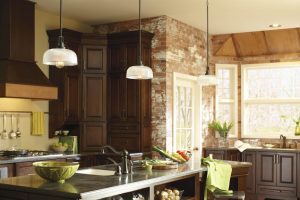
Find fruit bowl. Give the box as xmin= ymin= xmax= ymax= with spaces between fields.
xmin=51 ymin=143 xmax=68 ymax=153
xmin=33 ymin=161 xmax=79 ymax=183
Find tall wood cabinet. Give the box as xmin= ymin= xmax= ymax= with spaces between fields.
xmin=107 ymin=31 xmax=153 ymax=153
xmin=80 ymin=34 xmax=108 ymax=152
xmin=48 ymin=30 xmax=153 ymax=154
xmin=48 ymin=30 xmax=108 ymax=152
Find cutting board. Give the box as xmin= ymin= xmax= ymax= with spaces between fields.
xmin=152 ymin=163 xmax=178 ymax=170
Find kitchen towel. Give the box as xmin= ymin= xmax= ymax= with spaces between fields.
xmin=234 ymin=140 xmax=252 ymax=152
xmin=202 ymin=156 xmax=233 ymax=200
xmin=31 ymin=112 xmax=45 ymax=136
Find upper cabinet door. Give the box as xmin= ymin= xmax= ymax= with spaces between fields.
xmin=256 ymin=152 xmax=277 ymax=186
xmin=82 ymin=74 xmax=106 ymax=122
xmin=276 ymin=153 xmax=296 ymax=187
xmin=125 ymin=43 xmax=138 ymax=70
xmin=108 ymin=44 xmax=125 ymax=73
xmin=83 ymin=45 xmax=107 ymax=73
xmin=107 ymin=74 xmax=125 ymax=122
xmin=124 ymin=79 xmax=140 ymax=122
xmin=64 ymin=68 xmax=80 ymax=123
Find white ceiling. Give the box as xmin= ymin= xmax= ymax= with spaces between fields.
xmin=32 ymin=0 xmax=300 ymax=34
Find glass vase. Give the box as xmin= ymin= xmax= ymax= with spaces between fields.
xmin=218 ymin=137 xmax=228 ymax=148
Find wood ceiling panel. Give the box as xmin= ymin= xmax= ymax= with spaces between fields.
xmin=264 ymin=28 xmax=300 ymax=54
xmin=215 ymin=37 xmax=237 ymax=57
xmin=212 ymin=34 xmax=232 ymax=55
xmin=232 ymin=32 xmax=269 ymax=56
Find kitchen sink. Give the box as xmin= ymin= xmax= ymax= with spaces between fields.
xmin=76 ymin=169 xmax=115 ymax=176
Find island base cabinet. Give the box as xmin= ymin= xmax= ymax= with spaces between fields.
xmin=0 ymin=171 xmax=201 ymax=200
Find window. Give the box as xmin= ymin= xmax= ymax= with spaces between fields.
xmin=242 ymin=62 xmax=300 ymax=138
xmin=216 ymin=64 xmax=238 ymax=137
xmin=172 ymin=73 xmax=201 ymax=152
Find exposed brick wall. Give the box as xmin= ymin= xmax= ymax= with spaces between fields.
xmin=93 ymin=16 xmax=215 ymax=150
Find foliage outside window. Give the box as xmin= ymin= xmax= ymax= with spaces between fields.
xmin=242 ymin=62 xmax=300 ymax=138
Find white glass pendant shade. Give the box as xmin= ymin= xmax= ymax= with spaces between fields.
xmin=126 ymin=65 xmax=153 ymax=79
xmin=197 ymin=74 xmax=217 ymax=86
xmin=43 ymin=48 xmax=77 ymax=68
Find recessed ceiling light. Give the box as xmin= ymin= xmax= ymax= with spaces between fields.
xmin=269 ymin=24 xmax=282 ymax=28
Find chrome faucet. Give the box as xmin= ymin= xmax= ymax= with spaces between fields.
xmin=280 ymin=134 xmax=287 ymax=148
xmin=99 ymin=145 xmax=132 ymax=175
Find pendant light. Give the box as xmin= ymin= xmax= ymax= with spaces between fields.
xmin=198 ymin=0 xmax=217 ymax=86
xmin=43 ymin=0 xmax=77 ymax=68
xmin=126 ymin=0 xmax=153 ymax=80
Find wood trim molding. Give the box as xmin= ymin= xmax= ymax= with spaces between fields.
xmin=0 ymin=83 xmax=58 ymax=100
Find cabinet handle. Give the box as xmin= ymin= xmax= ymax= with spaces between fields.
xmin=274 ymin=155 xmax=276 ymax=164
xmin=277 ymin=154 xmax=280 ymax=164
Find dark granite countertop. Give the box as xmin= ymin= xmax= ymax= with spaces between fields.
xmin=203 ymin=146 xmax=300 ymax=153
xmin=0 ymin=152 xmax=144 ymax=165
xmin=0 ymin=159 xmax=206 ymax=200
xmin=0 ymin=154 xmax=80 ymax=165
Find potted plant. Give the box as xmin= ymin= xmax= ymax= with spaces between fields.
xmin=209 ymin=120 xmax=233 ymax=147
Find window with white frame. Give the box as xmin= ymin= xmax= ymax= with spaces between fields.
xmin=242 ymin=62 xmax=300 ymax=138
xmin=216 ymin=64 xmax=238 ymax=137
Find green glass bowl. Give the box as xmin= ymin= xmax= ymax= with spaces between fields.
xmin=33 ymin=161 xmax=79 ymax=183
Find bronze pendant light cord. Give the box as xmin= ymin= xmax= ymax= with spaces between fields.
xmin=58 ymin=0 xmax=65 ymax=48
xmin=139 ymin=0 xmax=143 ymax=66
xmin=205 ymin=0 xmax=209 ymax=75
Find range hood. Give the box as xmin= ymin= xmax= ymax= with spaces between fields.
xmin=0 ymin=0 xmax=58 ymax=100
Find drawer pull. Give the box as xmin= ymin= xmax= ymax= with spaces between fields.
xmin=260 ymin=188 xmax=281 ymax=193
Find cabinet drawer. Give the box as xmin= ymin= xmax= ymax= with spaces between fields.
xmin=108 ymin=134 xmax=140 ymax=152
xmin=257 ymin=185 xmax=296 ymax=197
xmin=15 ymin=162 xmax=35 ymax=176
xmin=108 ymin=123 xmax=139 ymax=133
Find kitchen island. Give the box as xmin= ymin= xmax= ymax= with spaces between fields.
xmin=0 ymin=160 xmax=205 ymax=200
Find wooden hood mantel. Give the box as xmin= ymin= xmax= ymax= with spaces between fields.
xmin=0 ymin=0 xmax=57 ymax=100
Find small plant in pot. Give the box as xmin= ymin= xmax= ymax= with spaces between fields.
xmin=209 ymin=120 xmax=233 ymax=147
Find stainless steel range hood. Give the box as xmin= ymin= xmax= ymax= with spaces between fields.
xmin=0 ymin=0 xmax=58 ymax=100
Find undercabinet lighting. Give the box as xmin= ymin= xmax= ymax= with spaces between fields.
xmin=269 ymin=24 xmax=282 ymax=28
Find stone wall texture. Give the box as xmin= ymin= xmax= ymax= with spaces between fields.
xmin=93 ymin=16 xmax=215 ymax=150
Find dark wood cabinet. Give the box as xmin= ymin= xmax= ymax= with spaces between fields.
xmin=297 ymin=153 xmax=300 ymax=198
xmin=47 ymin=29 xmax=82 ymax=137
xmin=108 ymin=44 xmax=125 ymax=73
xmin=276 ymin=153 xmax=296 ymax=187
xmin=257 ymin=152 xmax=296 ymax=188
xmin=242 ymin=151 xmax=256 ymax=194
xmin=107 ymin=75 xmax=139 ymax=123
xmin=81 ymin=122 xmax=107 ymax=152
xmin=15 ymin=162 xmax=35 ymax=176
xmin=203 ymin=149 xmax=240 ymax=161
xmin=107 ymin=74 xmax=124 ymax=122
xmin=82 ymin=45 xmax=107 ymax=73
xmin=107 ymin=31 xmax=154 ymax=153
xmin=64 ymin=68 xmax=80 ymax=123
xmin=256 ymin=152 xmax=277 ymax=186
xmin=82 ymin=74 xmax=106 ymax=122
xmin=80 ymin=34 xmax=108 ymax=152
xmin=256 ymin=152 xmax=297 ymax=199
xmin=48 ymin=31 xmax=108 ymax=152
xmin=109 ymin=134 xmax=140 ymax=152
